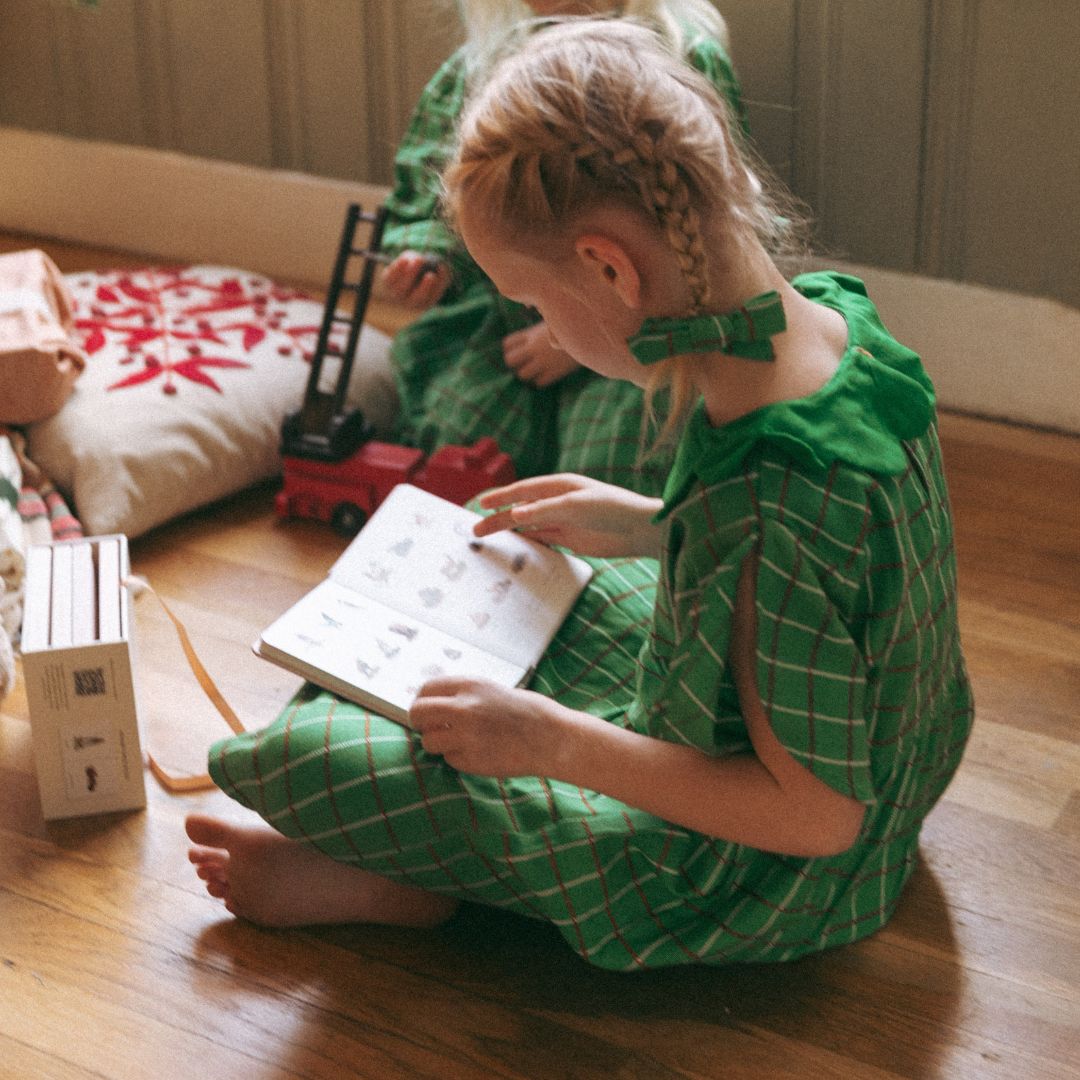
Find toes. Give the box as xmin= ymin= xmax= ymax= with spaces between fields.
xmin=205 ymin=879 xmax=229 ymax=900
xmin=193 ymin=860 xmax=225 ymax=884
xmin=185 ymin=813 xmax=234 ymax=849
xmin=189 ymin=847 xmax=228 ymax=875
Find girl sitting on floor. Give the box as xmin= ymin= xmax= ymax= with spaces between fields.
xmin=188 ymin=19 xmax=973 ymax=971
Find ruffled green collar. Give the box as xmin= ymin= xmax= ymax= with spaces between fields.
xmin=628 ymin=290 xmax=787 ymax=363
xmin=655 ymin=272 xmax=936 ymax=519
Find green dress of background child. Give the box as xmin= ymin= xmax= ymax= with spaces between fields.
xmin=191 ymin=20 xmax=974 ymax=971
xmin=381 ymin=1 xmax=747 ymax=492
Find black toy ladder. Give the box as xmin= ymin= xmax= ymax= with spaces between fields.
xmin=282 ymin=202 xmax=388 ymax=460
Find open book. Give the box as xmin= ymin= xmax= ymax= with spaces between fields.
xmin=254 ymin=484 xmax=594 ymax=723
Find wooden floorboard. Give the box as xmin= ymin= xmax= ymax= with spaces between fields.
xmin=1 ymin=234 xmax=1077 ymax=1079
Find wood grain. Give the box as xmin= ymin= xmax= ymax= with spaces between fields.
xmin=1 ymin=236 xmax=1077 ymax=1079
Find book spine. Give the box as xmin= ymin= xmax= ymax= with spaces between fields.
xmin=71 ymin=541 xmax=98 ymax=644
xmin=97 ymin=537 xmax=122 ymax=642
xmin=21 ymin=545 xmax=53 ymax=652
xmin=49 ymin=542 xmax=73 ymax=649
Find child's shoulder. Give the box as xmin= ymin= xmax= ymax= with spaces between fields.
xmin=792 ymin=269 xmax=934 ymax=410
xmin=791 ymin=270 xmax=878 ymax=324
xmin=680 ymin=27 xmax=743 ymax=106
xmin=422 ymin=45 xmax=471 ymax=98
xmin=791 ymin=271 xmax=904 ymax=352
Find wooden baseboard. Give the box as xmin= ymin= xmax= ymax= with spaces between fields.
xmin=0 ymin=126 xmax=388 ymax=288
xmin=3 ymin=126 xmax=1078 ymax=433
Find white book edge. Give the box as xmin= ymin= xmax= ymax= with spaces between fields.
xmin=71 ymin=541 xmax=97 ymax=644
xmin=49 ymin=543 xmax=73 ymax=649
xmin=116 ymin=535 xmax=131 ymax=639
xmin=97 ymin=537 xmax=122 ymax=641
xmin=20 ymin=545 xmax=53 ymax=652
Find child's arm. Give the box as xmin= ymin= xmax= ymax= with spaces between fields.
xmin=475 ymin=474 xmax=664 ymax=559
xmin=378 ymin=50 xmax=481 ymax=291
xmin=409 ymin=555 xmax=866 ymax=858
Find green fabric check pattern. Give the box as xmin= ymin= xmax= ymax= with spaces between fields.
xmin=384 ymin=34 xmax=749 ymax=495
xmin=211 ymin=275 xmax=972 ymax=971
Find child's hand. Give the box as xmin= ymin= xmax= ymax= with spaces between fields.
xmin=501 ymin=323 xmax=581 ymax=387
xmin=378 ymin=251 xmax=451 ymax=309
xmin=475 ymin=474 xmax=665 ymax=559
xmin=408 ymin=678 xmax=576 ymax=778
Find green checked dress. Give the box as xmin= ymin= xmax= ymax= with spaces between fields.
xmin=381 ymin=27 xmax=747 ymax=494
xmin=210 ymin=273 xmax=973 ymax=970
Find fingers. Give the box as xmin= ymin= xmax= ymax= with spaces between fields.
xmin=472 ymin=507 xmax=520 ymax=537
xmin=408 ymin=676 xmax=470 ymax=728
xmin=502 ymin=325 xmax=576 ymax=387
xmin=472 ymin=512 xmax=564 ymax=546
xmin=409 ymin=678 xmax=470 ymax=756
xmin=474 ymin=475 xmax=586 ymax=537
xmin=476 ymin=494 xmax=574 ymax=534
xmin=477 ymin=474 xmax=584 ymax=512
xmin=381 ymin=253 xmax=448 ymax=308
xmin=406 ymin=266 xmax=449 ymax=308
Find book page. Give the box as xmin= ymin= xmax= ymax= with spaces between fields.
xmin=328 ymin=485 xmax=592 ymax=671
xmin=258 ymin=579 xmax=528 ymax=721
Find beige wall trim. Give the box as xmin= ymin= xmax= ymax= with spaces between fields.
xmin=0 ymin=126 xmax=387 ymax=287
xmin=1 ymin=126 xmax=1076 ymax=434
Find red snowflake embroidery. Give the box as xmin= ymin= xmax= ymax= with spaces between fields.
xmin=108 ymin=355 xmax=251 ymax=395
xmin=70 ymin=266 xmax=317 ymax=398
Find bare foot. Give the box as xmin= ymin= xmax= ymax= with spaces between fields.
xmin=185 ymin=814 xmax=459 ymax=929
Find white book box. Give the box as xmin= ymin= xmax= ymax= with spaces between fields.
xmin=21 ymin=535 xmax=145 ymax=820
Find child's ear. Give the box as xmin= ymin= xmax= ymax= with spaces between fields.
xmin=574 ymin=234 xmax=642 ymax=310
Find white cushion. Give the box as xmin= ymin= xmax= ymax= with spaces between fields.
xmin=26 ymin=265 xmax=394 ymax=538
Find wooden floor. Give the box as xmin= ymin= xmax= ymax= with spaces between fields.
xmin=1 ymin=233 xmax=1078 ymax=1079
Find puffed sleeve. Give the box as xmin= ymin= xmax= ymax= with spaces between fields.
xmin=751 ymin=519 xmax=875 ymax=804
xmin=638 ymin=529 xmax=756 ymax=755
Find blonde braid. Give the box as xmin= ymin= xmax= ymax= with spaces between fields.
xmin=620 ymin=134 xmax=713 ymax=312
xmin=569 ymin=123 xmax=713 ymax=312
xmin=446 ymin=20 xmax=798 ymax=305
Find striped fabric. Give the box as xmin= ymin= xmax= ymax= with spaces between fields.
xmin=18 ymin=479 xmax=82 ymax=543
xmin=383 ymin=33 xmax=747 ymax=495
xmin=211 ymin=275 xmax=973 ymax=969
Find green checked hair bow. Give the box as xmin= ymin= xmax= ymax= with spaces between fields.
xmin=627 ymin=290 xmax=787 ymax=363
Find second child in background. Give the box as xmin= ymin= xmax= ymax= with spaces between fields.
xmin=378 ymin=0 xmax=748 ymax=493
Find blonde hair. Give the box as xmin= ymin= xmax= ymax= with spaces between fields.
xmin=444 ymin=19 xmax=803 ymax=432
xmin=453 ymin=0 xmax=729 ymax=75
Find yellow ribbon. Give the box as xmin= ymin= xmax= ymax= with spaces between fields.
xmin=126 ymin=576 xmax=246 ymax=793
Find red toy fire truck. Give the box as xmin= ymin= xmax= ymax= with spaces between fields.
xmin=275 ymin=435 xmax=515 ymax=536
xmin=276 ymin=204 xmax=515 ymax=536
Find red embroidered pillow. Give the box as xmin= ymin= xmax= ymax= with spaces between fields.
xmin=25 ymin=265 xmax=393 ymax=538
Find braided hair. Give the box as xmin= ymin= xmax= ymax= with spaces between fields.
xmin=443 ymin=18 xmax=803 ymax=428
xmin=445 ymin=19 xmax=793 ymax=312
